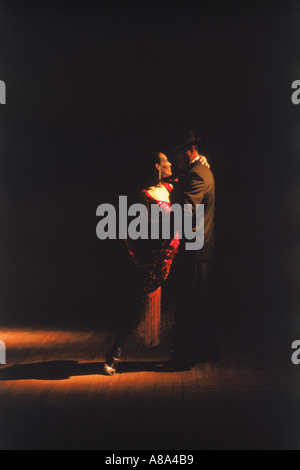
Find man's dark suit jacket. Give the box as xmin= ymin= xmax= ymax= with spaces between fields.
xmin=170 ymin=160 xmax=215 ymax=262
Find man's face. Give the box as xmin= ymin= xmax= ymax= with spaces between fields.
xmin=173 ymin=149 xmax=190 ymax=170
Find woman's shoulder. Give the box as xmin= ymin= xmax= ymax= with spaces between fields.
xmin=162 ymin=182 xmax=174 ymax=193
xmin=145 ymin=185 xmax=171 ymax=203
xmin=139 ymin=189 xmax=152 ymax=200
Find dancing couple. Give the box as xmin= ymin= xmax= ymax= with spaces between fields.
xmin=104 ymin=131 xmax=216 ymax=375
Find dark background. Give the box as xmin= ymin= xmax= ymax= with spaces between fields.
xmin=0 ymin=0 xmax=298 ymax=358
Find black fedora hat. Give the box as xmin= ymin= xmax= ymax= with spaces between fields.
xmin=173 ymin=130 xmax=202 ymax=152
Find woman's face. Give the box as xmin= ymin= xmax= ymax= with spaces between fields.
xmin=157 ymin=153 xmax=172 ymax=178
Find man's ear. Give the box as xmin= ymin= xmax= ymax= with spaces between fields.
xmin=155 ymin=163 xmax=161 ymax=171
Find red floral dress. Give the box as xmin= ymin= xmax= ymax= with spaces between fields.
xmin=126 ymin=183 xmax=180 ymax=347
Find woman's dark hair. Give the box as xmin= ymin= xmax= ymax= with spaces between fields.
xmin=138 ymin=151 xmax=162 ymax=191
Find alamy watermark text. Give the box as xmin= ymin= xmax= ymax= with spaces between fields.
xmin=291 ymin=340 xmax=300 ymax=365
xmin=96 ymin=196 xmax=204 ymax=251
xmin=0 ymin=80 xmax=6 ymax=104
xmin=0 ymin=341 xmax=6 ymax=365
xmin=291 ymin=81 xmax=300 ymax=105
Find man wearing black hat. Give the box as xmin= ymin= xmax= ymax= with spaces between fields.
xmin=169 ymin=131 xmax=217 ymax=370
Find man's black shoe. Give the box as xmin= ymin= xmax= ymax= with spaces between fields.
xmin=161 ymin=359 xmax=195 ymax=372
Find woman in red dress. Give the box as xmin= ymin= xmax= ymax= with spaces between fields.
xmin=104 ymin=152 xmax=180 ymax=375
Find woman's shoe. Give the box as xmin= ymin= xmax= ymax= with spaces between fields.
xmin=103 ymin=348 xmax=121 ymax=376
xmin=103 ymin=362 xmax=117 ymax=376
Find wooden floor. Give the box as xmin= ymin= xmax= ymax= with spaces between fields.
xmin=0 ymin=327 xmax=296 ymax=450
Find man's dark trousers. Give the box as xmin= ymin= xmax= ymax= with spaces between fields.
xmin=171 ymin=247 xmax=218 ymax=363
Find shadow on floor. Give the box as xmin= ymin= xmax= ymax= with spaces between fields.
xmin=0 ymin=360 xmax=174 ymax=381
